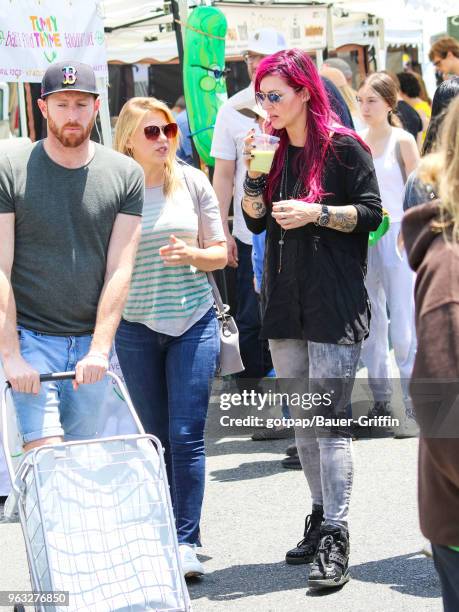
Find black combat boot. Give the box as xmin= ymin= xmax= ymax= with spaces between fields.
xmin=285 ymin=505 xmax=324 ymax=565
xmin=308 ymin=524 xmax=350 ymax=589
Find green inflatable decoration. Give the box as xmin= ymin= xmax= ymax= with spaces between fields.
xmin=183 ymin=6 xmax=228 ymax=166
xmin=369 ymin=209 xmax=390 ymax=247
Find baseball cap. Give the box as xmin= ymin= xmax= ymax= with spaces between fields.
xmin=323 ymin=58 xmax=353 ymax=82
xmin=244 ymin=28 xmax=287 ymax=56
xmin=233 ymin=94 xmax=267 ymax=121
xmin=41 ymin=61 xmax=98 ymax=98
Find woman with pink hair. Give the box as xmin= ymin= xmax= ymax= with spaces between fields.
xmin=241 ymin=49 xmax=382 ymax=589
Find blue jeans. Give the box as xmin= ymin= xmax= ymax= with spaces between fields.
xmin=13 ymin=327 xmax=108 ymax=444
xmin=235 ymin=238 xmax=271 ymax=378
xmin=269 ymin=339 xmax=361 ymax=528
xmin=433 ymin=545 xmax=459 ymax=612
xmin=115 ymin=308 xmax=219 ymax=545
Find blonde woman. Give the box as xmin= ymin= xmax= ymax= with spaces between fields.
xmin=113 ymin=97 xmax=227 ymax=577
xmin=320 ymin=65 xmax=365 ymax=130
xmin=402 ymin=96 xmax=459 ymax=612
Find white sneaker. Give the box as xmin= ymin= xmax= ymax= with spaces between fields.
xmin=179 ymin=544 xmax=205 ymax=578
xmin=421 ymin=540 xmax=433 ymax=558
xmin=394 ymin=413 xmax=420 ymax=439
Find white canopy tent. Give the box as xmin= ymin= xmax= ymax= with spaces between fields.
xmin=102 ymin=0 xmax=167 ymax=29
xmin=101 ymin=0 xmax=180 ymax=63
xmin=101 ymin=0 xmax=454 ymax=68
xmin=102 ymin=0 xmax=332 ymax=64
xmin=3 ymin=0 xmax=455 ymax=138
xmin=334 ymin=0 xmax=455 ymax=95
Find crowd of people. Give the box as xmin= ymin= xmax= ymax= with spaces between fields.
xmin=0 ymin=27 xmax=459 ymax=610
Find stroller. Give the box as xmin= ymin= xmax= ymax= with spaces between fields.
xmin=1 ymin=370 xmax=191 ymax=612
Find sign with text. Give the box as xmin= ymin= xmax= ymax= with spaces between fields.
xmin=0 ymin=0 xmax=107 ymax=82
xmin=220 ymin=4 xmax=328 ymax=55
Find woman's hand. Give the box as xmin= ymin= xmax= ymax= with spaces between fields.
xmin=159 ymin=235 xmax=194 ymax=266
xmin=243 ymin=129 xmax=262 ymax=179
xmin=272 ymin=200 xmax=321 ymax=229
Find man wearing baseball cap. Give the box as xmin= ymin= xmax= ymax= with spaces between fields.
xmin=211 ymin=28 xmax=287 ymax=385
xmin=0 ymin=61 xmax=144 ymax=451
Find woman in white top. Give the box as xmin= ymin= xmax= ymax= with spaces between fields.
xmin=357 ymin=72 xmax=420 ymax=436
xmin=113 ymin=97 xmax=227 ymax=577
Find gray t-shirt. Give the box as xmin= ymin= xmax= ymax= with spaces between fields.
xmin=124 ymin=164 xmax=226 ymax=336
xmin=0 ymin=141 xmax=144 ymax=335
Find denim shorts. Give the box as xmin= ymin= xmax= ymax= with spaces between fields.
xmin=13 ymin=327 xmax=108 ymax=444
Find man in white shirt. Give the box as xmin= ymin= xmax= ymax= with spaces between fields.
xmin=211 ymin=28 xmax=287 ymax=378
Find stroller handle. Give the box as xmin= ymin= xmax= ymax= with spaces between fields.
xmin=5 ymin=371 xmax=77 ymax=387
xmin=39 ymin=371 xmax=77 ymax=383
xmin=1 ymin=370 xmax=146 ymax=484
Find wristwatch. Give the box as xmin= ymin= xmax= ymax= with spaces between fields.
xmin=315 ymin=204 xmax=330 ymax=227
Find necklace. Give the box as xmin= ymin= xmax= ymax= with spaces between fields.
xmin=278 ymin=148 xmax=304 ymax=274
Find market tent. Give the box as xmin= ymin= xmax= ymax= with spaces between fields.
xmin=334 ymin=0 xmax=455 ymax=46
xmin=102 ymin=0 xmax=166 ymax=29
xmin=105 ymin=30 xmax=178 ymax=63
xmin=334 ymin=0 xmax=457 ymax=20
xmin=102 ymin=0 xmax=179 ymax=62
xmin=101 ymin=0 xmax=331 ymax=64
xmin=335 ymin=0 xmax=456 ymax=93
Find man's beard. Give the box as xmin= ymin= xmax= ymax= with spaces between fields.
xmin=47 ymin=114 xmax=95 ymax=148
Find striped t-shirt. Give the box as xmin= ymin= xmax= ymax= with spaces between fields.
xmin=123 ymin=166 xmax=225 ymax=336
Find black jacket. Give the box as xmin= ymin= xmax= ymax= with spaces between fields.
xmin=243 ymin=134 xmax=382 ymax=344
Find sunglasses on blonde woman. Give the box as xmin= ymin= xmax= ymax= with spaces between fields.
xmin=143 ymin=123 xmax=178 ymax=141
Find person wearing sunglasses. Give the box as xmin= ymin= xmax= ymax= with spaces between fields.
xmin=241 ymin=49 xmax=382 ymax=590
xmin=429 ymin=37 xmax=459 ymax=78
xmin=211 ymin=28 xmax=287 ymax=388
xmin=113 ymin=97 xmax=227 ymax=579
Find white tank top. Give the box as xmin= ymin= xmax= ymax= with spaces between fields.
xmin=364 ymin=127 xmax=406 ymax=223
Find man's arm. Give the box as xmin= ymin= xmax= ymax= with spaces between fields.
xmin=0 ymin=213 xmax=40 ymax=393
xmin=74 ymin=213 xmax=141 ymax=387
xmin=212 ymin=158 xmax=238 ymax=267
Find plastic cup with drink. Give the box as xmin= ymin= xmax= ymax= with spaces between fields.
xmin=249 ymin=133 xmax=280 ymax=174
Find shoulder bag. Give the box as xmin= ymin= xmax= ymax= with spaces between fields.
xmin=181 ymin=163 xmax=245 ymax=376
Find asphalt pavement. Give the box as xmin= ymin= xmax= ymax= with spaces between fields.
xmin=0 ymin=357 xmax=443 ymax=612
xmin=187 ymin=435 xmax=440 ymax=612
xmin=0 ymin=434 xmax=441 ymax=612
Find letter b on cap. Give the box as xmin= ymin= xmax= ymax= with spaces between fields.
xmin=62 ymin=66 xmax=77 ymax=86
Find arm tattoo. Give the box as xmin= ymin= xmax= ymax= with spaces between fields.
xmin=252 ymin=200 xmax=266 ymax=218
xmin=327 ymin=206 xmax=358 ymax=233
xmin=242 ymin=195 xmax=267 ymax=219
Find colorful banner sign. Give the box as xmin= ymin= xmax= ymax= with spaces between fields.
xmin=0 ymin=0 xmax=107 ymax=82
